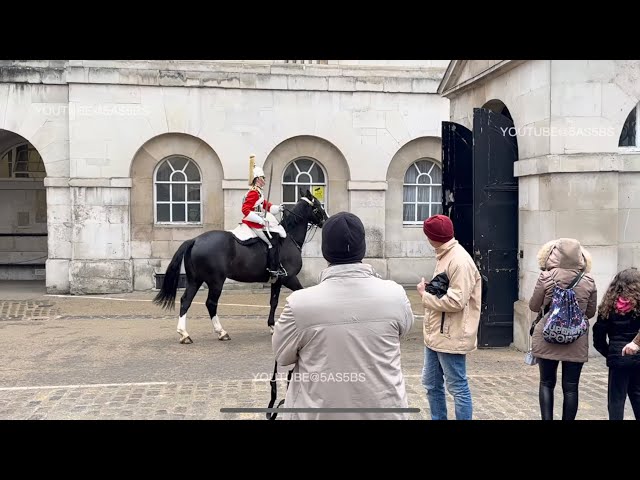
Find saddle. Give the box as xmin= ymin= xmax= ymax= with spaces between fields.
xmin=228 ymin=212 xmax=287 ymax=246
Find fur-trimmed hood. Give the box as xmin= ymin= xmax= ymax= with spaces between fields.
xmin=536 ymin=238 xmax=592 ymax=273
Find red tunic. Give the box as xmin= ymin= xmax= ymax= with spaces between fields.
xmin=241 ymin=188 xmax=273 ymax=229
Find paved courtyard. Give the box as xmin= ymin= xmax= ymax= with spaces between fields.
xmin=0 ymin=281 xmax=633 ymax=420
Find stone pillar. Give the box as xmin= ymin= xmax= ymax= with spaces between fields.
xmin=618 ymin=170 xmax=640 ymax=269
xmin=44 ymin=178 xmax=72 ymax=293
xmin=513 ymin=157 xmax=621 ymax=357
xmin=68 ymin=178 xmax=132 ymax=294
xmin=348 ymin=181 xmax=387 ymax=277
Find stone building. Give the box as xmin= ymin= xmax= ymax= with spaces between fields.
xmin=0 ymin=60 xmax=450 ymax=295
xmin=3 ymin=59 xmax=634 ymax=353
xmin=437 ymin=60 xmax=640 ymax=351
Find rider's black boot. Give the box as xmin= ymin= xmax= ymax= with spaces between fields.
xmin=267 ymin=238 xmax=286 ymax=278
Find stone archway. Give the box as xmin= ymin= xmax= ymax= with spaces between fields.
xmin=129 ymin=133 xmax=224 ymax=290
xmin=262 ymin=135 xmax=350 ymax=285
xmin=262 ymin=135 xmax=351 ymax=214
xmin=482 ymin=99 xmax=514 ymax=122
xmin=0 ymin=130 xmax=48 ymax=288
xmin=384 ymin=136 xmax=442 ymax=284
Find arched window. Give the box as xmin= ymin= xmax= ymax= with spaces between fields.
xmin=403 ymin=159 xmax=442 ymax=224
xmin=619 ymin=104 xmax=639 ymax=148
xmin=0 ymin=142 xmax=45 ymax=179
xmin=154 ymin=156 xmax=202 ymax=224
xmin=282 ymin=157 xmax=327 ymax=209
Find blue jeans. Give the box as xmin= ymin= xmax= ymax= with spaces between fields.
xmin=421 ymin=346 xmax=472 ymax=420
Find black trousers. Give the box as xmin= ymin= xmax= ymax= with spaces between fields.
xmin=538 ymin=358 xmax=584 ymax=420
xmin=608 ymin=367 xmax=640 ymax=420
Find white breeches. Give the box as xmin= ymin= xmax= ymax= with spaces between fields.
xmin=252 ymin=228 xmax=272 ymax=248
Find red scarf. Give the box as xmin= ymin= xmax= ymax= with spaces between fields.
xmin=616 ymin=296 xmax=634 ymax=314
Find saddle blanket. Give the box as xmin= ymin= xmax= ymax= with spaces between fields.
xmin=229 ymin=212 xmax=287 ymax=241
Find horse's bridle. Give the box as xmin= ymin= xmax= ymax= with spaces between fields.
xmin=280 ymin=198 xmax=323 ymax=250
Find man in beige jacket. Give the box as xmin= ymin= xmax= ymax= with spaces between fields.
xmin=272 ymin=212 xmax=415 ymax=420
xmin=417 ymin=214 xmax=481 ymax=420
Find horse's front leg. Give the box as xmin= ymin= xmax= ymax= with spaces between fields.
xmin=268 ymin=280 xmax=283 ymax=334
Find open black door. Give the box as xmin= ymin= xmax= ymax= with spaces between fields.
xmin=441 ymin=121 xmax=473 ymax=258
xmin=472 ymin=108 xmax=519 ymax=348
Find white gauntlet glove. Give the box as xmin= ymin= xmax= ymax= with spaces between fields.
xmin=269 ymin=204 xmax=283 ymax=215
xmin=246 ymin=211 xmax=265 ymax=225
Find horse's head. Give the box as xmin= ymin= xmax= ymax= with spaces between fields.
xmin=300 ymin=189 xmax=329 ymax=227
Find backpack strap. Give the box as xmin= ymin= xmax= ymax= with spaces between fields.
xmin=568 ymin=270 xmax=585 ymax=289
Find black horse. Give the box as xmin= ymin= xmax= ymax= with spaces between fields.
xmin=153 ymin=190 xmax=328 ymax=343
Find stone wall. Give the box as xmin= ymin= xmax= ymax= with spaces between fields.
xmin=0 ymin=61 xmax=450 ymax=293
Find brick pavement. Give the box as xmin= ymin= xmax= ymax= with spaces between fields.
xmin=0 ymin=368 xmax=632 ymax=420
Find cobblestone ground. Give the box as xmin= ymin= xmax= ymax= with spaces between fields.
xmin=0 ymin=300 xmax=60 ymax=320
xmin=0 ymin=284 xmax=635 ymax=420
xmin=0 ymin=370 xmax=626 ymax=420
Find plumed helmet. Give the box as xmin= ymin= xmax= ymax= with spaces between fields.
xmin=252 ymin=166 xmax=265 ymax=181
xmin=248 ymin=154 xmax=266 ymax=185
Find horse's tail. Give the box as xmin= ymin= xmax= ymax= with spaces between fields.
xmin=152 ymin=239 xmax=195 ymax=311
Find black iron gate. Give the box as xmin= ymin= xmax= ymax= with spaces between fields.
xmin=472 ymin=108 xmax=519 ymax=347
xmin=442 ymin=121 xmax=473 ymax=259
xmin=441 ymin=108 xmax=519 ymax=348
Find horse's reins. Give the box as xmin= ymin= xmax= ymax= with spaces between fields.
xmin=266 ymin=360 xmax=293 ymax=420
xmin=266 ymin=197 xmax=320 ymax=419
xmin=280 ymin=199 xmax=320 ymax=250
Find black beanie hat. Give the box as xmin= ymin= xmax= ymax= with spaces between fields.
xmin=321 ymin=212 xmax=366 ymax=265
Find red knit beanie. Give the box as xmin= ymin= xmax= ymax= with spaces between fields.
xmin=423 ymin=214 xmax=454 ymax=243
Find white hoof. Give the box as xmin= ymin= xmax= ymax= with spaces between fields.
xmin=177 ymin=329 xmax=193 ymax=344
xmin=218 ymin=331 xmax=231 ymax=341
xmin=269 ymin=326 xmax=274 ymax=335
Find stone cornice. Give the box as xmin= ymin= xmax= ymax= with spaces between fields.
xmin=438 ymin=60 xmax=527 ymax=98
xmin=44 ymin=177 xmax=132 ymax=187
xmin=0 ymin=61 xmax=447 ymax=94
xmin=514 ymin=153 xmax=640 ymax=177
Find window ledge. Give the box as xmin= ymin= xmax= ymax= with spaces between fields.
xmin=153 ymin=223 xmax=204 ymax=228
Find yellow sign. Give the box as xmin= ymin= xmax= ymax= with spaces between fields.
xmin=312 ymin=186 xmax=324 ymax=202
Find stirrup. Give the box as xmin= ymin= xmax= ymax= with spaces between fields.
xmin=267 ymin=266 xmax=287 ymax=278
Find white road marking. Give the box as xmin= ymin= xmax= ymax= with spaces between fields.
xmin=45 ymin=294 xmax=281 ymax=309
xmin=0 ymin=381 xmax=168 ymax=392
xmin=44 ymin=294 xmax=424 ymax=317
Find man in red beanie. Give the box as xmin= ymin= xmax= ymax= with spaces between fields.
xmin=417 ymin=214 xmax=481 ymax=420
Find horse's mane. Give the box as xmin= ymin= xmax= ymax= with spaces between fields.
xmin=280 ymin=198 xmax=309 ymax=232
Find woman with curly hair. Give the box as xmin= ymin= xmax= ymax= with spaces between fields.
xmin=593 ymin=268 xmax=640 ymax=420
xmin=528 ymin=238 xmax=598 ymax=420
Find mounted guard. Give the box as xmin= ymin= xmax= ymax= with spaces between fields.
xmin=242 ymin=154 xmax=287 ymax=280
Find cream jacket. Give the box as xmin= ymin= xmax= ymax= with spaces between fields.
xmin=421 ymin=238 xmax=482 ymax=354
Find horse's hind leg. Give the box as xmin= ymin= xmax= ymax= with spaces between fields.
xmin=206 ymin=280 xmax=230 ymax=341
xmin=177 ymin=279 xmax=202 ymax=344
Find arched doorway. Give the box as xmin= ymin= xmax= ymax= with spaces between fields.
xmin=441 ymin=100 xmax=519 ymax=347
xmin=482 ymin=99 xmax=514 ymax=122
xmin=0 ymin=130 xmax=48 ymax=291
